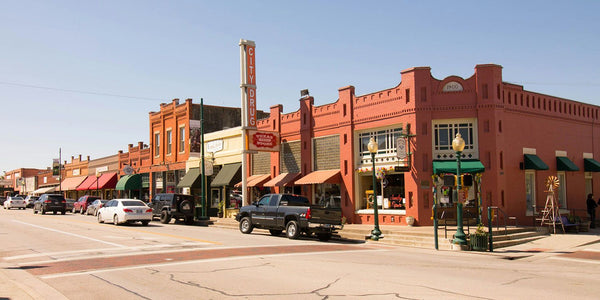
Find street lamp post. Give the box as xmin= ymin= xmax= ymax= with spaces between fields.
xmin=96 ymin=172 xmax=101 ymax=198
xmin=368 ymin=138 xmax=381 ymax=241
xmin=452 ymin=133 xmax=467 ymax=246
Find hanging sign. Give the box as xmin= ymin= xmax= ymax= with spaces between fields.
xmin=240 ymin=40 xmax=257 ymax=129
xmin=247 ymin=130 xmax=280 ymax=152
xmin=396 ymin=137 xmax=407 ymax=160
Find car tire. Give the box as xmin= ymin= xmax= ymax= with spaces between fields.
xmin=269 ymin=229 xmax=283 ymax=236
xmin=72 ymin=207 xmax=76 ymax=213
xmin=80 ymin=207 xmax=84 ymax=214
xmin=286 ymin=220 xmax=301 ymax=239
xmin=160 ymin=211 xmax=171 ymax=224
xmin=61 ymin=210 xmax=66 ymax=215
xmin=239 ymin=217 xmax=254 ymax=234
xmin=53 ymin=210 xmax=57 ymax=215
xmin=97 ymin=213 xmax=103 ymax=223
xmin=33 ymin=207 xmax=37 ymax=214
xmin=141 ymin=220 xmax=149 ymax=226
xmin=184 ymin=216 xmax=194 ymax=225
xmin=113 ymin=215 xmax=119 ymax=225
xmin=41 ymin=207 xmax=45 ymax=215
xmin=317 ymin=233 xmax=332 ymax=242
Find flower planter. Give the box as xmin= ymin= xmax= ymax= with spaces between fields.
xmin=470 ymin=234 xmax=488 ymax=251
xmin=405 ymin=216 xmax=415 ymax=226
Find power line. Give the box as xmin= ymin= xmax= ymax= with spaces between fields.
xmin=0 ymin=81 xmax=165 ymax=101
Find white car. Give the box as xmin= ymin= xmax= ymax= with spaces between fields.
xmin=24 ymin=195 xmax=39 ymax=208
xmin=4 ymin=196 xmax=26 ymax=210
xmin=97 ymin=199 xmax=152 ymax=226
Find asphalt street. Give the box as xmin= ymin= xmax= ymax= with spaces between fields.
xmin=2 ymin=207 xmax=600 ymax=299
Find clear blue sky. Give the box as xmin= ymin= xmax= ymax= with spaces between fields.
xmin=1 ymin=0 xmax=599 ymax=174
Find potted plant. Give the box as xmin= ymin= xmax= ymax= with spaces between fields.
xmin=217 ymin=199 xmax=225 ymax=218
xmin=469 ymin=223 xmax=488 ymax=251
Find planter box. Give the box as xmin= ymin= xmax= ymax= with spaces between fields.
xmin=470 ymin=234 xmax=488 ymax=251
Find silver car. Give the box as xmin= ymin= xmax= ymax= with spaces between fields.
xmin=4 ymin=196 xmax=26 ymax=210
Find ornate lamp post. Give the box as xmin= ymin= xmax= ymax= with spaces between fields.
xmin=452 ymin=133 xmax=467 ymax=246
xmin=368 ymin=138 xmax=381 ymax=241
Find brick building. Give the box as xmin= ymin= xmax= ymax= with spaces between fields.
xmin=251 ymin=64 xmax=600 ymax=226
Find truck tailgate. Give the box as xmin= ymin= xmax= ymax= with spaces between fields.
xmin=309 ymin=207 xmax=342 ymax=225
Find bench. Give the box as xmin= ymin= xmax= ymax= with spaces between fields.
xmin=558 ymin=216 xmax=579 ymax=233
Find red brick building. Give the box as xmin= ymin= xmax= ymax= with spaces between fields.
xmin=251 ymin=64 xmax=600 ymax=226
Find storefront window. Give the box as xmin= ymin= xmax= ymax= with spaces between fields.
xmin=315 ymin=183 xmax=340 ymax=207
xmin=557 ymin=172 xmax=567 ymax=209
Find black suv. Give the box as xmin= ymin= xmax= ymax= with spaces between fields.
xmin=149 ymin=193 xmax=196 ymax=225
xmin=33 ymin=194 xmax=66 ymax=215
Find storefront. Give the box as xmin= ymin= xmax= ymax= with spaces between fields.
xmin=115 ymin=174 xmax=143 ymax=199
xmin=210 ymin=163 xmax=242 ymax=209
xmin=295 ymin=170 xmax=341 ymax=206
xmin=59 ymin=176 xmax=88 ymax=200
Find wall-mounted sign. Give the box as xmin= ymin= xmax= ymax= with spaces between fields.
xmin=247 ymin=130 xmax=280 ymax=152
xmin=442 ymin=81 xmax=463 ymax=92
xmin=96 ymin=166 xmax=108 ymax=173
xmin=207 ymin=140 xmax=224 ymax=153
xmin=396 ymin=137 xmax=407 ymax=160
xmin=189 ymin=120 xmax=202 ymax=156
xmin=72 ymin=168 xmax=80 ymax=176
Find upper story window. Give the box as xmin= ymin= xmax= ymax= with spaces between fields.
xmin=154 ymin=132 xmax=160 ymax=157
xmin=432 ymin=119 xmax=478 ymax=160
xmin=179 ymin=126 xmax=185 ymax=153
xmin=358 ymin=127 xmax=405 ymax=166
xmin=166 ymin=130 xmax=172 ymax=155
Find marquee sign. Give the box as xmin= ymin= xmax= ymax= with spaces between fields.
xmin=240 ymin=40 xmax=257 ymax=129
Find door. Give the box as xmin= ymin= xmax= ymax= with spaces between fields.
xmin=525 ymin=171 xmax=536 ymax=215
xmin=252 ymin=195 xmax=271 ymax=225
xmin=262 ymin=195 xmax=281 ymax=227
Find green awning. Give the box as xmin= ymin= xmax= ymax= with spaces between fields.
xmin=115 ymin=174 xmax=142 ymax=191
xmin=432 ymin=160 xmax=485 ymax=174
xmin=523 ymin=154 xmax=549 ymax=170
xmin=584 ymin=158 xmax=600 ymax=172
xmin=176 ymin=168 xmax=202 ymax=188
xmin=211 ymin=163 xmax=241 ymax=187
xmin=556 ymin=156 xmax=579 ymax=171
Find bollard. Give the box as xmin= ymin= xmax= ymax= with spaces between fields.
xmin=433 ymin=204 xmax=438 ymax=250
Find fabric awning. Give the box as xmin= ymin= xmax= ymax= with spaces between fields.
xmin=176 ymin=168 xmax=202 ymax=188
xmin=432 ymin=160 xmax=485 ymax=174
xmin=247 ymin=174 xmax=271 ymax=187
xmin=211 ymin=163 xmax=241 ymax=187
xmin=97 ymin=172 xmax=118 ymax=189
xmin=263 ymin=173 xmax=301 ymax=187
xmin=76 ymin=176 xmax=98 ymax=191
xmin=115 ymin=174 xmax=142 ymax=191
xmin=556 ymin=156 xmax=579 ymax=171
xmin=584 ymin=158 xmax=600 ymax=172
xmin=295 ymin=170 xmax=341 ymax=185
xmin=235 ymin=174 xmax=271 ymax=188
xmin=60 ymin=176 xmax=88 ymax=191
xmin=523 ymin=154 xmax=549 ymax=170
xmin=32 ymin=186 xmax=57 ymax=194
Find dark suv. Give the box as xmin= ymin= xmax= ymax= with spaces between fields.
xmin=33 ymin=194 xmax=66 ymax=215
xmin=149 ymin=193 xmax=196 ymax=225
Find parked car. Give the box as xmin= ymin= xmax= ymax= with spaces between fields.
xmin=148 ymin=193 xmax=196 ymax=225
xmin=73 ymin=195 xmax=100 ymax=214
xmin=33 ymin=194 xmax=66 ymax=215
xmin=4 ymin=196 xmax=26 ymax=210
xmin=97 ymin=199 xmax=152 ymax=226
xmin=86 ymin=199 xmax=108 ymax=216
xmin=65 ymin=199 xmax=75 ymax=212
xmin=24 ymin=195 xmax=39 ymax=208
xmin=236 ymin=194 xmax=342 ymax=241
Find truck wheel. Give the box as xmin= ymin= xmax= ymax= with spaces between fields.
xmin=184 ymin=216 xmax=194 ymax=225
xmin=317 ymin=233 xmax=332 ymax=241
xmin=160 ymin=210 xmax=172 ymax=224
xmin=269 ymin=229 xmax=282 ymax=236
xmin=286 ymin=220 xmax=300 ymax=239
xmin=239 ymin=217 xmax=254 ymax=234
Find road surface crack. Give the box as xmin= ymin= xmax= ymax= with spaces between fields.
xmin=91 ymin=274 xmax=152 ymax=299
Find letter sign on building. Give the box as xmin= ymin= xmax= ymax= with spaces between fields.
xmin=240 ymin=40 xmax=257 ymax=129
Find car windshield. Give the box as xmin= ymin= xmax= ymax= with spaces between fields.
xmin=122 ymin=200 xmax=146 ymax=206
xmin=12 ymin=197 xmax=24 ymax=200
xmin=48 ymin=195 xmax=65 ymax=201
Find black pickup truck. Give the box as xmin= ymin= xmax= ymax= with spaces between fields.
xmin=236 ymin=194 xmax=342 ymax=241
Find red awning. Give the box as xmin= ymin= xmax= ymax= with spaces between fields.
xmin=235 ymin=174 xmax=271 ymax=188
xmin=294 ymin=170 xmax=341 ymax=185
xmin=96 ymin=172 xmax=118 ymax=189
xmin=263 ymin=173 xmax=301 ymax=187
xmin=60 ymin=176 xmax=88 ymax=191
xmin=76 ymin=176 xmax=98 ymax=191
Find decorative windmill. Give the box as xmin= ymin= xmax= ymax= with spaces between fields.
xmin=540 ymin=176 xmax=564 ymax=234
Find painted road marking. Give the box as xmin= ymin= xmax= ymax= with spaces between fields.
xmin=22 ymin=244 xmax=374 ymax=278
xmin=12 ymin=220 xmax=127 ymax=248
